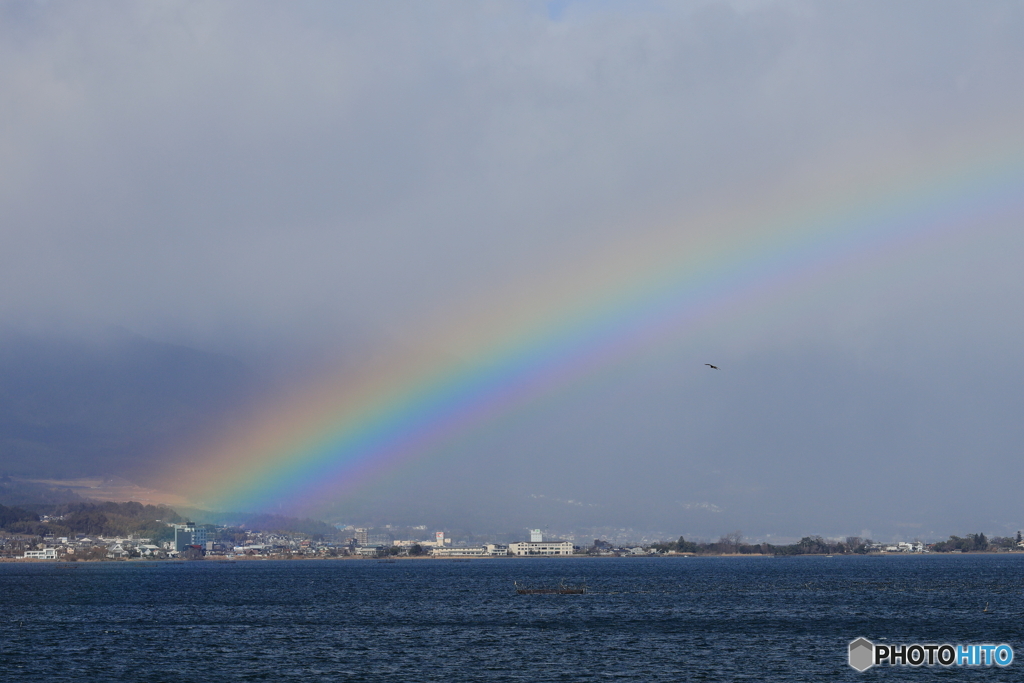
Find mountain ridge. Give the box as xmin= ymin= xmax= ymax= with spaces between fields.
xmin=0 ymin=327 xmax=257 ymax=484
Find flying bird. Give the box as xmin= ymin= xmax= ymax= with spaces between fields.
xmin=705 ymin=364 xmax=719 ymax=369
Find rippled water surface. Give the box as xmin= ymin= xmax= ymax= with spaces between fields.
xmin=3 ymin=555 xmax=1024 ymax=681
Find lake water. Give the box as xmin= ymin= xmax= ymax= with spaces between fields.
xmin=3 ymin=555 xmax=1023 ymax=681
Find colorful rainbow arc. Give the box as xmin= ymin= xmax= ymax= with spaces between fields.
xmin=184 ymin=141 xmax=1024 ymax=513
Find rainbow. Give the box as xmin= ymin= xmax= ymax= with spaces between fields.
xmin=176 ymin=132 xmax=1024 ymax=514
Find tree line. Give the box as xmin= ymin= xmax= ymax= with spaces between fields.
xmin=648 ymin=531 xmax=1023 ymax=555
xmin=930 ymin=532 xmax=1021 ymax=552
xmin=648 ymin=532 xmax=872 ymax=555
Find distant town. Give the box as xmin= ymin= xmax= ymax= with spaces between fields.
xmin=2 ymin=500 xmax=1023 ymax=561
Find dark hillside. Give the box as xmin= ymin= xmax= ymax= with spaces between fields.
xmin=0 ymin=328 xmax=256 ymax=482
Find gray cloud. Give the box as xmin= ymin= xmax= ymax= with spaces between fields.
xmin=4 ymin=1 xmax=1020 ymax=347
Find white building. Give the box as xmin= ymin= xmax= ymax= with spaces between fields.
xmin=422 ymin=532 xmax=452 ymax=547
xmin=22 ymin=548 xmax=57 ymax=560
xmin=107 ymin=543 xmax=130 ymax=559
xmin=431 ymin=546 xmax=488 ymax=557
xmin=508 ymin=541 xmax=574 ymax=556
xmin=431 ymin=544 xmax=508 ymax=558
xmin=892 ymin=542 xmax=925 ymax=553
xmin=172 ymin=523 xmax=208 ymax=551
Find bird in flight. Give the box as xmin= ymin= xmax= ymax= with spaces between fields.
xmin=705 ymin=364 xmax=719 ymax=369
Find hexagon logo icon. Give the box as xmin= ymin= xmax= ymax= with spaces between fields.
xmin=849 ymin=637 xmax=874 ymax=672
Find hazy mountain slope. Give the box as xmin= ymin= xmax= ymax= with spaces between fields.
xmin=0 ymin=328 xmax=255 ymax=481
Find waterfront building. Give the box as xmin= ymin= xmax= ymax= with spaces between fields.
xmin=431 ymin=546 xmax=489 ymax=557
xmin=430 ymin=544 xmax=508 ymax=557
xmin=172 ymin=523 xmax=208 ymax=552
xmin=508 ymin=541 xmax=574 ymax=556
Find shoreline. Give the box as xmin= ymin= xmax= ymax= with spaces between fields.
xmin=4 ymin=550 xmax=1022 ymax=564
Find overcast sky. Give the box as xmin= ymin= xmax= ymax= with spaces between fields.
xmin=3 ymin=1 xmax=1024 ymax=541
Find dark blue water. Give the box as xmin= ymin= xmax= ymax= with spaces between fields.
xmin=3 ymin=555 xmax=1023 ymax=681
